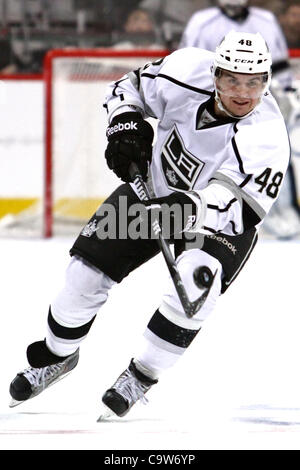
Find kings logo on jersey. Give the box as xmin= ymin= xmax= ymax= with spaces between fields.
xmin=81 ymin=219 xmax=98 ymax=237
xmin=161 ymin=126 xmax=204 ymax=191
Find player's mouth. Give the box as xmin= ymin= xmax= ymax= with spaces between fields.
xmin=232 ymin=99 xmax=250 ymax=107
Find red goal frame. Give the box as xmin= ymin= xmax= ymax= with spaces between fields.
xmin=43 ymin=48 xmax=169 ymax=237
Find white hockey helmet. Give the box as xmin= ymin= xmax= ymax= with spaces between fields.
xmin=214 ymin=31 xmax=272 ymax=75
xmin=212 ymin=31 xmax=272 ymax=118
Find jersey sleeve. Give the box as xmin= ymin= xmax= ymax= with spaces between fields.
xmin=104 ymin=54 xmax=172 ymax=123
xmin=190 ymin=118 xmax=290 ymax=236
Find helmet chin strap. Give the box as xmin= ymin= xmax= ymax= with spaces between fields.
xmin=215 ymin=89 xmax=258 ymax=120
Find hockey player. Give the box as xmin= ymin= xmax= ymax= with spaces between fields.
xmin=9 ymin=32 xmax=290 ymax=419
xmin=179 ymin=0 xmax=291 ymax=88
xmin=179 ymin=0 xmax=300 ymax=238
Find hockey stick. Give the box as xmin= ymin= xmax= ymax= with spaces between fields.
xmin=129 ymin=162 xmax=216 ymax=318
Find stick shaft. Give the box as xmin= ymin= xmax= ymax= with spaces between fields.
xmin=129 ymin=163 xmax=195 ymax=317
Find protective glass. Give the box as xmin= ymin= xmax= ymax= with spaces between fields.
xmin=215 ymin=70 xmax=269 ymax=99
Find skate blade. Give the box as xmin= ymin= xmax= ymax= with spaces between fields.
xmin=9 ymin=398 xmax=25 ymax=408
xmin=8 ymin=370 xmax=74 ymax=409
xmin=97 ymin=404 xmax=117 ymax=422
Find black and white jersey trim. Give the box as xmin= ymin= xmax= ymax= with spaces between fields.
xmin=196 ymin=95 xmax=237 ymax=130
xmin=207 ymin=198 xmax=238 ymax=212
xmin=141 ymin=72 xmax=213 ymax=96
xmin=212 ymin=172 xmax=266 ymax=225
xmin=229 ymin=220 xmax=239 ymax=235
xmin=112 ymin=77 xmax=128 ymax=97
xmin=224 ymin=229 xmax=258 ymax=286
xmin=203 ymin=222 xmax=238 ymax=234
xmin=133 ymin=69 xmax=141 ymax=90
xmin=239 ymin=174 xmax=252 ymax=188
xmin=203 ymin=226 xmax=219 ymax=233
xmin=231 ymin=135 xmax=246 ymax=175
xmin=242 ymin=200 xmax=261 ymax=230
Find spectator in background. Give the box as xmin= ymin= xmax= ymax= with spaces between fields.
xmin=279 ymin=1 xmax=300 ymax=48
xmin=178 ymin=0 xmax=300 ymax=239
xmin=112 ymin=8 xmax=164 ymax=49
xmin=107 ymin=0 xmax=143 ymax=34
xmin=139 ymin=0 xmax=211 ymax=49
xmin=124 ymin=9 xmax=154 ymax=34
xmin=0 ymin=34 xmax=18 ymax=74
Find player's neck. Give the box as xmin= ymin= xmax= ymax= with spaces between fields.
xmin=213 ymin=99 xmax=229 ymax=118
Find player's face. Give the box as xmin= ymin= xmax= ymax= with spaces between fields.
xmin=217 ymin=0 xmax=248 ymax=17
xmin=215 ymin=70 xmax=265 ymax=117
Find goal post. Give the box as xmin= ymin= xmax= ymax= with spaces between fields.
xmin=43 ymin=48 xmax=169 ymax=238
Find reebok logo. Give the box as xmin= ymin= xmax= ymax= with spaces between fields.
xmin=107 ymin=121 xmax=138 ymax=137
xmin=208 ymin=234 xmax=237 ymax=254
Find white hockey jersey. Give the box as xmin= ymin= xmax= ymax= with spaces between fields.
xmin=179 ymin=7 xmax=291 ymax=88
xmin=104 ymin=47 xmax=290 ymax=237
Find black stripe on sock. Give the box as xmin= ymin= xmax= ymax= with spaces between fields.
xmin=147 ymin=309 xmax=199 ymax=349
xmin=48 ymin=307 xmax=96 ymax=340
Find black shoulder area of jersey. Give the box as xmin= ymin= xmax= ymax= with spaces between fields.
xmin=196 ymin=94 xmax=238 ymax=130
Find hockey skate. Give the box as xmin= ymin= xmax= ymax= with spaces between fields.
xmin=9 ymin=340 xmax=79 ymax=407
xmin=98 ymin=359 xmax=158 ymax=420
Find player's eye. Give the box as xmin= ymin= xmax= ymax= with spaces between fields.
xmin=248 ymin=80 xmax=261 ymax=88
xmin=225 ymin=76 xmax=237 ymax=85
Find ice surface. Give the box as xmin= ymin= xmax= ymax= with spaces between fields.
xmin=1 ymin=236 xmax=300 ymax=450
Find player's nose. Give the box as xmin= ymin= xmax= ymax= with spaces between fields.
xmin=233 ymin=83 xmax=251 ymax=98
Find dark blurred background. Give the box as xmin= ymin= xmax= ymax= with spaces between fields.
xmin=0 ymin=0 xmax=298 ymax=74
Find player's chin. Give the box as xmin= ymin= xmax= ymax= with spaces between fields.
xmin=230 ymin=102 xmax=254 ymax=117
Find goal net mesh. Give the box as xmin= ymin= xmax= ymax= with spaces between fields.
xmin=0 ymin=50 xmax=166 ymax=237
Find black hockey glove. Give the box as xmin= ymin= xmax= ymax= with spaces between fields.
xmin=142 ymin=192 xmax=198 ymax=239
xmin=105 ymin=112 xmax=154 ymax=182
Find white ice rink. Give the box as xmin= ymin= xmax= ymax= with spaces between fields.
xmin=1 ymin=236 xmax=300 ymax=450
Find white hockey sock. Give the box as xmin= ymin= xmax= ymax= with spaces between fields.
xmin=134 ymin=336 xmax=183 ymax=380
xmin=134 ymin=252 xmax=222 ymax=380
xmin=46 ymin=256 xmax=115 ymax=357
